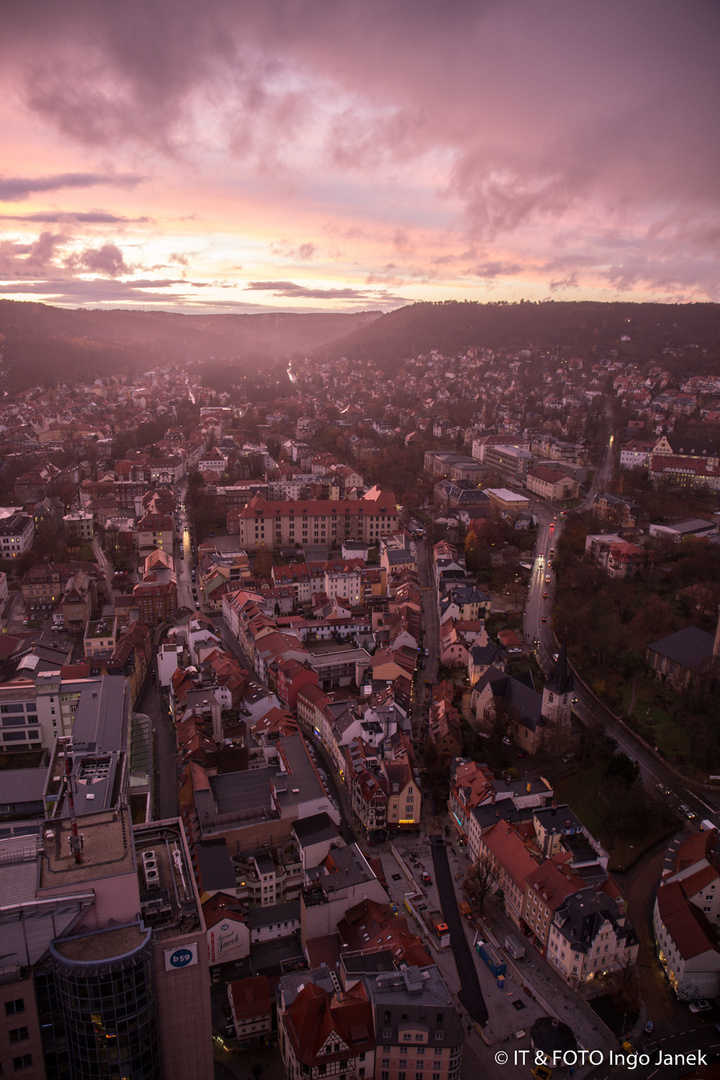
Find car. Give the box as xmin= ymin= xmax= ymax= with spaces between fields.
xmin=424 ymin=648 xmax=430 ymax=656
xmin=644 ymin=1020 xmax=654 ymax=1035
xmin=516 ymin=749 xmax=528 ymax=758
xmin=502 ymin=736 xmax=512 ymax=746
xmin=549 ymin=548 xmax=555 ymax=555
xmin=549 ymin=523 xmax=554 ymax=530
xmin=419 ymin=659 xmax=425 ymax=669
xmin=542 ymin=592 xmax=549 ymax=599
xmin=679 ymin=804 xmax=696 ymax=819
xmin=541 ymin=615 xmax=547 ymax=622
xmin=688 ymin=999 xmax=712 ymax=1014
xmin=420 ymin=872 xmax=432 ymax=885
xmin=656 ymin=782 xmax=670 ymax=796
xmin=195 ymin=601 xmax=200 ymax=608
xmin=544 ymin=574 xmax=551 ymax=583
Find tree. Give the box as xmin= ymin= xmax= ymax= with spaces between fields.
xmin=463 ymin=854 xmax=498 ymax=914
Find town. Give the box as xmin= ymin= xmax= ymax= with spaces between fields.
xmin=0 ymin=328 xmax=720 ymax=1080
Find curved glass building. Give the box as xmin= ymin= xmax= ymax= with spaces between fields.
xmin=46 ymin=923 xmax=159 ymax=1080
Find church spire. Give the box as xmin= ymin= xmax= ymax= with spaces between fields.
xmin=546 ymin=641 xmax=573 ymax=695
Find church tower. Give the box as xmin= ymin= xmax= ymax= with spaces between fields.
xmin=542 ymin=643 xmax=574 ymax=726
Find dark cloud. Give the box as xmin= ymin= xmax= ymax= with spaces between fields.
xmin=245 ymin=279 xmax=408 ymax=304
xmin=0 ymin=0 xmax=718 ymax=304
xmin=0 ymin=210 xmax=150 ymax=223
xmin=469 ymin=262 xmax=522 ymax=280
xmin=73 ymin=242 xmax=130 ymax=277
xmin=0 ymin=231 xmax=67 ymax=279
xmin=0 ymin=172 xmax=145 ymax=201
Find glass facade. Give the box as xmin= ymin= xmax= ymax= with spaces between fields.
xmin=40 ymin=927 xmax=159 ymax=1080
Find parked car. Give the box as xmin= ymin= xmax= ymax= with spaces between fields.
xmin=688 ymin=999 xmax=712 ymax=1014
xmin=420 ymin=872 xmax=432 ymax=885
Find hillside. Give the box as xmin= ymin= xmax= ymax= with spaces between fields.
xmin=311 ymin=301 xmax=720 ymax=373
xmin=0 ymin=302 xmax=382 ymax=393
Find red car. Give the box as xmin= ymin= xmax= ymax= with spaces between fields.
xmin=542 ymin=592 xmax=549 ymax=599
xmin=541 ymin=615 xmax=547 ymax=623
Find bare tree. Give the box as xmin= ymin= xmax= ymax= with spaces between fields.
xmin=463 ymin=853 xmax=498 ymax=914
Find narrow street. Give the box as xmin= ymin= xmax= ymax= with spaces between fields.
xmin=137 ymin=667 xmax=178 ymax=821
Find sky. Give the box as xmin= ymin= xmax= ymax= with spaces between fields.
xmin=0 ymin=0 xmax=718 ymax=314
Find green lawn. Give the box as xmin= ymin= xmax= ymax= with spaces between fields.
xmin=557 ymin=763 xmax=607 ymax=841
xmin=618 ymin=677 xmax=693 ymax=763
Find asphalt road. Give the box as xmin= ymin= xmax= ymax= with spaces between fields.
xmin=431 ymin=835 xmax=489 ymax=1025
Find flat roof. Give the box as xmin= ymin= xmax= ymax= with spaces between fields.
xmin=485 ymin=488 xmax=530 ymax=503
xmin=39 ymin=807 xmax=135 ymax=890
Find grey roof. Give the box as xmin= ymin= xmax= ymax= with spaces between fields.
xmin=476 ymin=667 xmax=543 ymax=728
xmin=292 ymin=812 xmax=339 ymax=848
xmin=554 ymin=888 xmax=636 ymax=954
xmin=272 ymin=734 xmax=325 ymax=810
xmin=647 ymin=626 xmax=714 ymax=673
xmin=309 ymin=843 xmax=376 ymax=894
xmin=209 ymin=768 xmax=275 ymax=817
xmin=195 ymin=837 xmax=236 ymax=891
xmin=72 ymin=675 xmax=130 ymax=753
xmin=534 ymin=804 xmax=583 ymax=835
xmin=246 ymin=899 xmax=300 ymax=929
xmin=472 ymin=802 xmax=531 ymax=832
xmin=0 ymin=769 xmax=47 ymax=808
xmin=469 ymin=643 xmax=503 ymax=664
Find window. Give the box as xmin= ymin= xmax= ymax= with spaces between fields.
xmin=9 ymin=1029 xmax=28 ymax=1044
xmin=13 ymin=1056 xmax=32 ymax=1071
xmin=5 ymin=1000 xmax=24 ymax=1016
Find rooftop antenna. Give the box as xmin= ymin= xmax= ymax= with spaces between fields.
xmin=65 ymin=754 xmax=84 ymax=863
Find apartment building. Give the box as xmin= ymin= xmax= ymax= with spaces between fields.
xmin=235 ymin=488 xmax=398 ymax=551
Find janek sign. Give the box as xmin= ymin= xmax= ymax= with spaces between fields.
xmin=208 ymin=919 xmax=244 ymax=965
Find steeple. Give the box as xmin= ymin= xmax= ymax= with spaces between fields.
xmin=541 ymin=642 xmax=573 ymax=727
xmin=546 ymin=642 xmax=573 ymax=696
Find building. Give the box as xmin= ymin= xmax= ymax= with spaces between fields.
xmin=484 ymin=488 xmax=530 ymax=518
xmin=526 ymin=467 xmax=580 ymax=502
xmin=365 ymin=966 xmax=464 ymax=1080
xmin=646 ymin=622 xmax=718 ymax=692
xmin=547 ymin=888 xmax=639 ymax=987
xmin=228 ymin=975 xmax=273 ymax=1048
xmin=62 ymin=512 xmax=94 ymax=543
xmin=278 ymin=969 xmax=375 ymax=1080
xmin=0 ymin=512 xmax=34 ymax=560
xmin=234 ymin=488 xmax=399 ymax=552
xmin=653 ymin=830 xmax=720 ymax=999
xmin=136 ymin=512 xmax=174 ymax=555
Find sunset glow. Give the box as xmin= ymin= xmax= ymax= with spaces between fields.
xmin=1 ymin=0 xmax=718 ymax=313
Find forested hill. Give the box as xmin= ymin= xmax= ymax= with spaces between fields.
xmin=0 ymin=302 xmax=382 ymax=393
xmin=310 ymin=301 xmax=720 ymax=373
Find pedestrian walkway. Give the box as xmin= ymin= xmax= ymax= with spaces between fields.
xmin=388 ymin=831 xmax=617 ymax=1080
